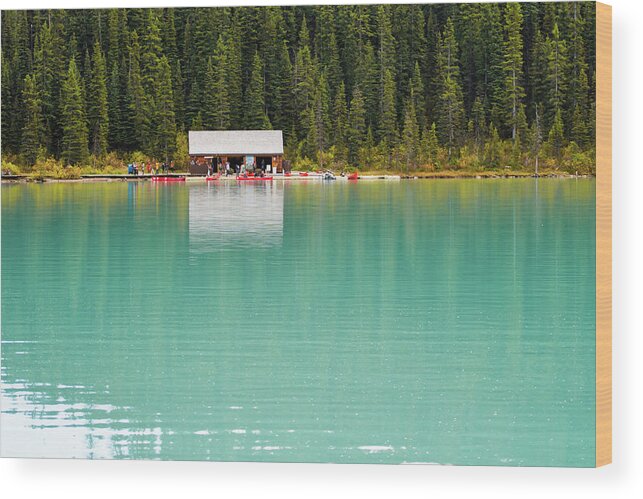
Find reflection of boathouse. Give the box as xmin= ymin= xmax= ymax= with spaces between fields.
xmin=188 ymin=182 xmax=284 ymax=252
xmin=188 ymin=130 xmax=284 ymax=175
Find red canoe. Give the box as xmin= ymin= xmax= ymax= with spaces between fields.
xmin=205 ymin=175 xmax=221 ymax=181
xmin=236 ymin=176 xmax=273 ymax=181
xmin=299 ymin=172 xmax=309 ymax=177
xmin=151 ymin=176 xmax=185 ymax=182
xmin=347 ymin=172 xmax=359 ymax=180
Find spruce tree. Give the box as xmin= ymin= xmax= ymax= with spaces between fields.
xmin=547 ymin=107 xmax=565 ymax=160
xmin=480 ymin=4 xmax=505 ymax=130
xmin=529 ymin=106 xmax=543 ymax=174
xmin=435 ymin=19 xmax=465 ymax=160
xmin=155 ymin=56 xmax=176 ymax=161
xmin=33 ymin=21 xmax=62 ymax=155
xmin=409 ymin=62 xmax=426 ymax=131
xmin=225 ymin=26 xmax=243 ymax=124
xmin=309 ymin=72 xmax=332 ymax=159
xmin=203 ymin=37 xmax=230 ymax=130
xmin=401 ymin=100 xmax=420 ymax=171
xmin=128 ymin=32 xmax=148 ymax=151
xmin=332 ymin=81 xmax=349 ymax=160
xmin=567 ymin=2 xmax=590 ymax=138
xmin=244 ymin=52 xmax=269 ymax=129
xmin=471 ymin=96 xmax=486 ymax=148
xmin=60 ymin=58 xmax=89 ymax=165
xmin=88 ymin=41 xmax=109 ymax=157
xmin=20 ymin=74 xmax=45 ymax=165
xmin=353 ymin=42 xmax=378 ymax=130
xmin=292 ymin=37 xmax=316 ymax=139
xmin=379 ymin=68 xmax=397 ymax=148
xmin=376 ymin=5 xmax=396 ymax=99
xmin=571 ymin=67 xmax=590 ymax=146
xmin=545 ymin=23 xmax=569 ymax=126
xmin=425 ymin=122 xmax=440 ymax=169
xmin=347 ymin=86 xmax=366 ymax=165
xmin=502 ymin=3 xmax=525 ymax=141
xmin=108 ymin=61 xmax=122 ymax=148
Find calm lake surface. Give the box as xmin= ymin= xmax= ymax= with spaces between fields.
xmin=1 ymin=179 xmax=596 ymax=466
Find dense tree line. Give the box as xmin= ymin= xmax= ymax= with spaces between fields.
xmin=1 ymin=3 xmax=596 ymax=172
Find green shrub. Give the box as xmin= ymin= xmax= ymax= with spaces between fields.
xmin=1 ymin=162 xmax=22 ymax=175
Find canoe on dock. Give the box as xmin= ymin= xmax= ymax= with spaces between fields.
xmin=236 ymin=176 xmax=273 ymax=181
xmin=151 ymin=176 xmax=186 ymax=182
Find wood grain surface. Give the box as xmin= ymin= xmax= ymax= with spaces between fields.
xmin=596 ymin=1 xmax=612 ymax=468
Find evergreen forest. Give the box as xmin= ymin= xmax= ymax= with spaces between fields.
xmin=1 ymin=2 xmax=597 ymax=174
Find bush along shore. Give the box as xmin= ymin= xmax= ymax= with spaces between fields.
xmin=1 ymin=154 xmax=592 ymax=182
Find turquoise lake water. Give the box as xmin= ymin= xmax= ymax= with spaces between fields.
xmin=1 ymin=179 xmax=596 ymax=466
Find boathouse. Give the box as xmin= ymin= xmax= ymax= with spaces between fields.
xmin=188 ymin=130 xmax=284 ymax=175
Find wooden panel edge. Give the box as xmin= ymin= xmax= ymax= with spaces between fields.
xmin=595 ymin=1 xmax=612 ymax=468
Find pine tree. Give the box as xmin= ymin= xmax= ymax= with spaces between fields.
xmin=203 ymin=37 xmax=230 ymax=130
xmin=426 ymin=122 xmax=440 ymax=169
xmin=481 ymin=4 xmax=506 ymax=130
xmin=326 ymin=30 xmax=343 ymax=96
xmin=308 ymin=72 xmax=332 ymax=160
xmin=225 ymin=26 xmax=243 ymax=123
xmin=547 ymin=107 xmax=565 ymax=160
xmin=502 ymin=3 xmax=525 ymax=141
xmin=529 ymin=27 xmax=548 ymax=118
xmin=244 ymin=52 xmax=269 ymax=129
xmin=292 ymin=39 xmax=316 ymax=139
xmin=191 ymin=111 xmax=204 ymax=131
xmin=128 ymin=31 xmax=148 ymax=150
xmin=332 ymin=81 xmax=349 ymax=160
xmin=435 ymin=18 xmax=465 ymax=160
xmin=20 ymin=74 xmax=45 ymax=165
xmin=108 ymin=61 xmax=122 ymax=148
xmin=376 ymin=5 xmax=396 ymax=102
xmin=107 ymin=9 xmax=121 ymax=66
xmin=471 ymin=96 xmax=486 ymax=149
xmin=409 ymin=62 xmax=425 ymax=130
xmin=88 ymin=41 xmax=109 ymax=157
xmin=379 ymin=68 xmax=398 ymax=149
xmin=571 ymin=66 xmax=590 ymax=146
xmin=485 ymin=123 xmax=501 ymax=167
xmin=33 ymin=20 xmax=65 ymax=155
xmin=263 ymin=8 xmax=291 ymax=132
xmin=60 ymin=58 xmax=89 ymax=165
xmin=545 ymin=23 xmax=569 ymax=126
xmin=355 ymin=42 xmax=378 ymax=129
xmin=567 ymin=2 xmax=589 ymax=138
xmin=347 ymin=86 xmax=366 ymax=164
xmin=529 ymin=106 xmax=543 ymax=174
xmin=401 ymin=100 xmax=420 ymax=171
xmin=155 ymin=56 xmax=176 ymax=161
xmin=174 ymin=129 xmax=189 ymax=169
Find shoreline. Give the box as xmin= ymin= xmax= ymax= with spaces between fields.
xmin=1 ymin=170 xmax=594 ymax=184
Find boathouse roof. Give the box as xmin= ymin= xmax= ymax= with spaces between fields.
xmin=188 ymin=130 xmax=284 ymax=156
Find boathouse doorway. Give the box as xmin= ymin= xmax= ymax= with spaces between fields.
xmin=256 ymin=156 xmax=273 ymax=173
xmin=225 ymin=156 xmax=242 ymax=174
